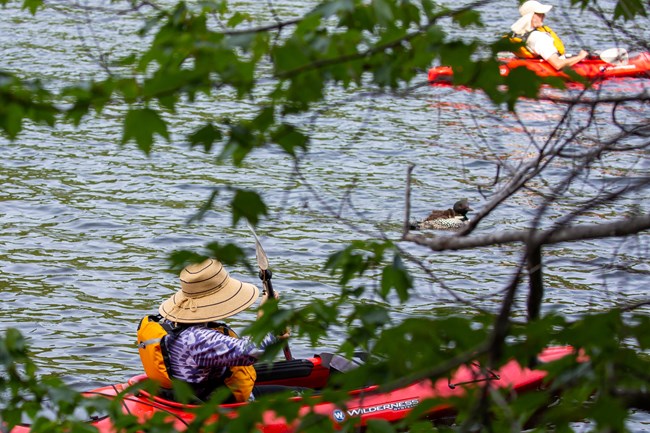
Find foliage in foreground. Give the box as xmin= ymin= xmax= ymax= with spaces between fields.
xmin=1 ymin=0 xmax=650 ymax=431
xmin=2 ymin=297 xmax=650 ymax=432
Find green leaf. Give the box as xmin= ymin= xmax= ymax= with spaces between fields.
xmin=116 ymin=77 xmax=140 ymax=103
xmin=590 ymin=395 xmax=627 ymax=431
xmin=273 ymin=40 xmax=311 ymax=74
xmin=366 ymin=418 xmax=397 ymax=433
xmin=223 ymin=122 xmax=257 ymax=165
xmin=22 ymin=0 xmax=43 ymax=14
xmin=271 ymin=124 xmax=309 ymax=156
xmin=121 ymin=108 xmax=170 ymax=154
xmin=252 ymin=106 xmax=275 ymax=132
xmin=634 ymin=315 xmax=650 ymax=348
xmin=188 ymin=122 xmax=223 ymax=152
xmin=230 ymin=189 xmax=268 ymax=227
xmin=325 ymin=245 xmax=368 ymax=286
xmin=3 ymin=103 xmax=24 ymax=139
xmin=380 ymin=255 xmax=412 ymax=302
xmin=312 ymin=0 xmax=356 ymax=18
xmin=503 ymin=67 xmax=544 ymax=109
xmin=227 ymin=11 xmax=253 ymax=27
xmin=372 ymin=0 xmax=394 ymax=26
xmin=204 ymin=242 xmax=250 ymax=268
xmin=452 ymin=10 xmax=483 ymax=28
xmin=614 ymin=0 xmax=648 ymax=20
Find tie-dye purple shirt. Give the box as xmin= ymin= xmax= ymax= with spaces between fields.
xmin=165 ymin=324 xmax=277 ymax=385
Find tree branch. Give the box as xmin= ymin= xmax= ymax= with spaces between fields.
xmin=403 ymin=214 xmax=650 ymax=251
xmin=526 ymin=244 xmax=544 ymax=321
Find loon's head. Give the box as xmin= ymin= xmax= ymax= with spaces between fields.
xmin=452 ymin=199 xmax=473 ymax=217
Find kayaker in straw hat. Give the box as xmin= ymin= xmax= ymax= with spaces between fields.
xmin=510 ymin=0 xmax=589 ymax=70
xmin=137 ymin=258 xmax=293 ymax=403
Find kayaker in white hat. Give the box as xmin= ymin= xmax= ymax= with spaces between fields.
xmin=510 ymin=0 xmax=589 ymax=70
xmin=137 ymin=258 xmax=294 ymax=403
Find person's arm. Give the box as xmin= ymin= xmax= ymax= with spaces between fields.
xmin=527 ymin=32 xmax=589 ymax=71
xmin=546 ymin=49 xmax=589 ymax=70
xmin=257 ymin=288 xmax=291 ymax=339
xmin=189 ymin=327 xmax=278 ymax=368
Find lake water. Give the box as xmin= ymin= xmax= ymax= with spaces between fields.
xmin=1 ymin=0 xmax=648 ymax=430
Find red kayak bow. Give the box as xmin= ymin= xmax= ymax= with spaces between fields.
xmin=428 ymin=51 xmax=650 ymax=84
xmin=11 ymin=346 xmax=580 ymax=433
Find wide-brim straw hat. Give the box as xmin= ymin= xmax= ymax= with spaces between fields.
xmin=159 ymin=258 xmax=260 ymax=323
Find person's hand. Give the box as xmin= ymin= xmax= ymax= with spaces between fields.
xmin=260 ymin=288 xmax=279 ymax=305
xmin=576 ymin=49 xmax=589 ymax=61
xmin=257 ymin=288 xmax=280 ymax=319
xmin=276 ymin=328 xmax=291 ymax=340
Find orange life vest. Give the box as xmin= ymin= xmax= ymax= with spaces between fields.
xmin=509 ymin=25 xmax=566 ymax=59
xmin=136 ymin=315 xmax=257 ymax=402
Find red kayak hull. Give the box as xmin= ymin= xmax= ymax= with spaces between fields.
xmin=10 ymin=346 xmax=578 ymax=433
xmin=428 ymin=52 xmax=650 ymax=83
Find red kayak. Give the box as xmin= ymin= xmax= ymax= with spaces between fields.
xmin=11 ymin=346 xmax=579 ymax=432
xmin=428 ymin=51 xmax=650 ymax=84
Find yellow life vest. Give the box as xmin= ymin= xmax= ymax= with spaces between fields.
xmin=508 ymin=25 xmax=566 ymax=59
xmin=136 ymin=315 xmax=257 ymax=402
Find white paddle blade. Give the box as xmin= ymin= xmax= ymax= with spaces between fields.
xmin=600 ymin=48 xmax=629 ymax=65
xmin=246 ymin=222 xmax=269 ymax=270
xmin=255 ymin=242 xmax=269 ymax=271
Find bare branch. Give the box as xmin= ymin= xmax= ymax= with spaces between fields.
xmin=404 ymin=164 xmax=415 ymax=236
xmin=404 ymin=214 xmax=650 ymax=251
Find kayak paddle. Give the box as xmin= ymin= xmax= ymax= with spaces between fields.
xmin=598 ymin=47 xmax=629 ymax=65
xmin=247 ymin=222 xmax=293 ymax=360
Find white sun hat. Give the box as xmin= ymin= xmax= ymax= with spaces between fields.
xmin=511 ymin=1 xmax=554 ymax=35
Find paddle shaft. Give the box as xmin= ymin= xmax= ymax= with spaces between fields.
xmin=259 ymin=269 xmax=293 ymax=361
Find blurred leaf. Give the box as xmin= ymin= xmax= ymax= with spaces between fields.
xmin=367 ymin=418 xmax=397 ymax=433
xmin=168 ymin=242 xmax=249 ymax=271
xmin=271 ymin=123 xmax=309 ymax=156
xmin=503 ymin=67 xmax=544 ymax=109
xmin=452 ymin=9 xmax=483 ymax=27
xmin=227 ymin=11 xmax=253 ymax=27
xmin=614 ymin=0 xmax=648 ymax=19
xmin=22 ymin=0 xmax=43 ymax=14
xmin=380 ymin=255 xmax=412 ymax=302
xmin=372 ymin=0 xmax=394 ymax=26
xmin=231 ymin=189 xmax=268 ymax=227
xmin=121 ymin=108 xmax=170 ymax=154
xmin=2 ymin=103 xmax=24 ymax=138
xmin=188 ymin=122 xmax=223 ymax=152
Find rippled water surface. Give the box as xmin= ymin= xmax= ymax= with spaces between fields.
xmin=1 ymin=0 xmax=649 ymax=429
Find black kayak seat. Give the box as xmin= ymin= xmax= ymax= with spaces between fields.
xmin=254 ymin=358 xmax=315 ymax=382
xmin=254 ymin=352 xmax=365 ymax=383
xmin=319 ymin=352 xmax=365 ymax=373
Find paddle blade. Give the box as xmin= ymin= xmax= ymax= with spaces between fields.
xmin=246 ymin=221 xmax=269 ymax=270
xmin=600 ymin=48 xmax=629 ymax=65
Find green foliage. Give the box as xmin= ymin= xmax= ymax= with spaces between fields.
xmin=2 ymin=0 xmax=44 ymax=13
xmin=168 ymin=242 xmax=253 ymax=273
xmin=613 ymin=0 xmax=648 ymax=20
xmin=325 ymin=240 xmax=412 ymax=300
xmin=452 ymin=9 xmax=483 ymax=28
xmin=62 ymin=80 xmax=115 ymax=126
xmin=188 ymin=122 xmax=224 ymax=152
xmin=187 ymin=187 xmax=268 ymax=228
xmin=1 ymin=0 xmax=565 ymax=145
xmin=122 ymin=107 xmax=170 ymax=154
xmin=380 ymin=254 xmax=412 ymax=302
xmin=0 ymin=72 xmax=59 ymax=139
xmin=0 ymin=329 xmax=115 ymax=432
xmin=231 ymin=189 xmax=268 ymax=226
